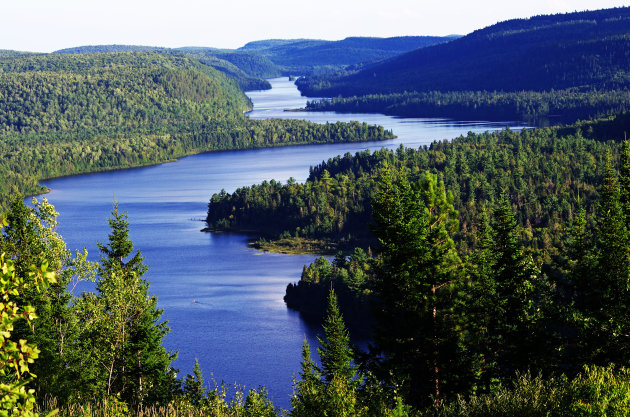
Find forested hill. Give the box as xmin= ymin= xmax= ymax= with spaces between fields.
xmin=54 ymin=45 xmax=276 ymax=91
xmin=0 ymin=52 xmax=251 ymax=134
xmin=0 ymin=52 xmax=394 ymax=203
xmin=237 ymin=36 xmax=459 ymax=74
xmin=296 ymin=7 xmax=630 ymax=96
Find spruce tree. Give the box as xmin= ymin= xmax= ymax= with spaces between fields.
xmin=488 ymin=193 xmax=546 ymax=380
xmin=585 ymin=153 xmax=630 ymax=365
xmin=290 ymin=340 xmax=323 ymax=417
xmin=370 ymin=168 xmax=469 ymax=407
xmin=76 ymin=202 xmax=177 ymax=404
xmin=318 ymin=289 xmax=356 ymax=384
xmin=291 ymin=289 xmax=360 ymax=416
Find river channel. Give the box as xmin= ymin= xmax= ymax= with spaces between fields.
xmin=39 ymin=77 xmax=525 ymax=408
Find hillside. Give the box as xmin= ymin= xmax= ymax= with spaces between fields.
xmin=296 ymin=7 xmax=630 ymax=96
xmin=0 ymin=52 xmax=393 ymax=202
xmin=238 ymin=36 xmax=459 ymax=74
xmin=55 ymin=45 xmax=275 ymax=91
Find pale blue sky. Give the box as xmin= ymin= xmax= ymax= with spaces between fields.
xmin=2 ymin=0 xmax=629 ymax=52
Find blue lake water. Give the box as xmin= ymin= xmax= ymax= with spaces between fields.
xmin=38 ymin=77 xmax=526 ymax=409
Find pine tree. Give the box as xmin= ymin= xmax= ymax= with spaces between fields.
xmin=318 ymin=289 xmax=356 ymax=384
xmin=585 ymin=153 xmax=630 ymax=365
xmin=370 ymin=168 xmax=469 ymax=408
xmin=183 ymin=359 xmax=206 ymax=406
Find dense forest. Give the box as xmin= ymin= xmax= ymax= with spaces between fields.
xmin=54 ymin=45 xmax=276 ymax=91
xmin=296 ymin=8 xmax=630 ymax=96
xmin=206 ymin=112 xmax=630 ymax=255
xmin=294 ymin=8 xmax=630 ymax=124
xmin=0 ymin=52 xmax=393 ymax=205
xmin=5 ymin=5 xmax=630 ymax=415
xmin=7 ymin=137 xmax=630 ymax=416
xmin=305 ymin=89 xmax=630 ymax=125
xmin=52 ymin=35 xmax=458 ymax=90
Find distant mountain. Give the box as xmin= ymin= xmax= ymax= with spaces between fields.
xmin=54 ymin=45 xmax=275 ymax=91
xmin=55 ymin=45 xmax=160 ymax=54
xmin=176 ymin=47 xmax=280 ymax=79
xmin=296 ymin=7 xmax=630 ymax=96
xmin=238 ymin=36 xmax=459 ymax=74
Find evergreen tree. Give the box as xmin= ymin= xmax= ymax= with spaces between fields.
xmin=370 ymin=168 xmax=469 ymax=408
xmin=318 ymin=288 xmax=360 ymax=416
xmin=318 ymin=289 xmax=356 ymax=384
xmin=481 ymin=193 xmax=547 ymax=382
xmin=583 ymin=153 xmax=630 ymax=365
xmin=292 ymin=289 xmax=361 ymax=416
xmin=183 ymin=359 xmax=206 ymax=406
xmin=74 ymin=202 xmax=177 ymax=404
xmin=290 ymin=341 xmax=324 ymax=417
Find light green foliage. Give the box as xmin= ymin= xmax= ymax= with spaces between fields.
xmin=0 ymin=52 xmax=393 ymax=204
xmin=0 ymin=195 xmax=97 ymax=402
xmin=426 ymin=365 xmax=630 ymax=417
xmin=0 ymin=252 xmax=55 ymax=417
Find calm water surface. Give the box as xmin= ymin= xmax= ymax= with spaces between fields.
xmin=39 ymin=78 xmax=525 ymax=408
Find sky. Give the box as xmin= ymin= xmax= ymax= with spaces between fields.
xmin=1 ymin=0 xmax=629 ymax=52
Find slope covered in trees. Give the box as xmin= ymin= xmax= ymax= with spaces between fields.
xmin=296 ymin=7 xmax=630 ymax=96
xmin=0 ymin=52 xmax=394 ymax=204
xmin=55 ymin=45 xmax=276 ymax=91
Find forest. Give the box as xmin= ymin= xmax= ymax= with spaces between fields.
xmin=0 ymin=52 xmax=393 ymax=205
xmin=6 ymin=130 xmax=630 ymax=416
xmin=295 ymin=8 xmax=630 ymax=125
xmin=204 ymin=116 xmax=630 ymax=415
xmin=296 ymin=7 xmax=630 ymax=96
xmin=305 ymin=89 xmax=630 ymax=125
xmin=5 ymin=4 xmax=630 ymax=415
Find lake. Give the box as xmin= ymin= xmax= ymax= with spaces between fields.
xmin=39 ymin=77 xmax=525 ymax=409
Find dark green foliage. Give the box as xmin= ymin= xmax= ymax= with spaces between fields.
xmin=182 ymin=360 xmax=206 ymax=406
xmin=207 ymin=115 xmax=623 ymax=256
xmin=305 ymin=89 xmax=630 ymax=125
xmin=369 ymin=169 xmax=470 ymax=407
xmin=290 ymin=340 xmax=323 ymax=417
xmin=297 ymin=7 xmax=630 ymax=96
xmin=468 ymin=194 xmax=551 ymax=389
xmin=568 ymin=149 xmax=630 ymax=369
xmin=284 ymin=248 xmax=374 ymax=333
xmin=238 ymin=36 xmax=457 ymax=75
xmin=318 ymin=289 xmax=357 ymax=385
